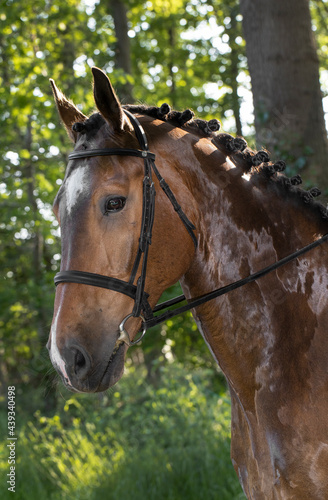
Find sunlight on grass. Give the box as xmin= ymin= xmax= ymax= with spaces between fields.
xmin=0 ymin=364 xmax=245 ymax=500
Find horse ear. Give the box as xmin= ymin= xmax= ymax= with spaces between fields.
xmin=92 ymin=67 xmax=126 ymax=132
xmin=50 ymin=79 xmax=87 ymax=142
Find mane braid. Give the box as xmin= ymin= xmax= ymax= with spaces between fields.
xmin=73 ymin=104 xmax=328 ymax=221
xmin=123 ymin=104 xmax=221 ymax=138
xmin=127 ymin=104 xmax=328 ymax=221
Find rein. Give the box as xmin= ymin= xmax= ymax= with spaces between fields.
xmin=146 ymin=231 xmax=328 ymax=329
xmin=54 ymin=110 xmax=328 ymax=346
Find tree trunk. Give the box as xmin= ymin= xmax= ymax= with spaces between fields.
xmin=24 ymin=117 xmax=47 ymax=334
xmin=228 ymin=6 xmax=243 ymax=136
xmin=239 ymin=0 xmax=328 ymax=188
xmin=169 ymin=25 xmax=177 ymax=108
xmin=109 ymin=0 xmax=134 ymax=103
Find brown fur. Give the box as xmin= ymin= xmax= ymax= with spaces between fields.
xmin=48 ymin=68 xmax=328 ymax=499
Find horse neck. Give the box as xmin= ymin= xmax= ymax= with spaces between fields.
xmin=179 ymin=149 xmax=328 ymax=399
xmin=150 ymin=123 xmax=328 ymax=496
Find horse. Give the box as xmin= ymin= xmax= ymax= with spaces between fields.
xmin=47 ymin=67 xmax=328 ymax=499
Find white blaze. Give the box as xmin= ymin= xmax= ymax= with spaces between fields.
xmin=65 ymin=166 xmax=90 ymax=215
xmin=50 ymin=312 xmax=69 ymax=382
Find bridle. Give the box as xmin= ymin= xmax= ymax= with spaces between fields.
xmin=55 ymin=109 xmax=197 ymax=345
xmin=54 ymin=109 xmax=328 ymax=346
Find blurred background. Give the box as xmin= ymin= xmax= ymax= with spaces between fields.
xmin=0 ymin=0 xmax=327 ymax=498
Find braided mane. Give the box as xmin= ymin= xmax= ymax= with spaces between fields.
xmin=124 ymin=103 xmax=222 ymax=137
xmin=124 ymin=103 xmax=328 ymax=221
xmin=73 ymin=103 xmax=328 ymax=221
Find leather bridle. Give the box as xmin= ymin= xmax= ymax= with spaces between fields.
xmin=54 ymin=109 xmax=197 ymax=345
xmin=54 ymin=109 xmax=328 ymax=346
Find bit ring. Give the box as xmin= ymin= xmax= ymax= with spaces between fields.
xmin=118 ymin=313 xmax=147 ymax=346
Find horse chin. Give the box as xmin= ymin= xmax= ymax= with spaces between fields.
xmin=61 ymin=341 xmax=128 ymax=393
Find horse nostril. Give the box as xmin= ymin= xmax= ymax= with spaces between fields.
xmin=73 ymin=346 xmax=91 ymax=379
xmin=75 ymin=350 xmax=86 ymax=370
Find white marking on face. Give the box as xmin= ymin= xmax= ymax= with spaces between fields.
xmin=50 ymin=312 xmax=70 ymax=382
xmin=65 ymin=166 xmax=90 ymax=215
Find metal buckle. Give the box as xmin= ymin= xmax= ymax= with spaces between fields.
xmin=118 ymin=313 xmax=147 ymax=346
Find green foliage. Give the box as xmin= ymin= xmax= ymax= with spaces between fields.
xmin=91 ymin=0 xmax=247 ymax=126
xmin=0 ymin=0 xmax=248 ymax=391
xmin=1 ymin=0 xmax=327 ymax=470
xmin=0 ymin=364 xmax=245 ymax=499
xmin=0 ymin=2 xmax=326 ymax=497
xmin=311 ymin=0 xmax=328 ymax=73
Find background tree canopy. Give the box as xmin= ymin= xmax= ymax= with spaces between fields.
xmin=0 ymin=1 xmax=327 ymax=498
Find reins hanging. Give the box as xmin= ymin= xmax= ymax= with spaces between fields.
xmin=144 ymin=231 xmax=328 ymax=330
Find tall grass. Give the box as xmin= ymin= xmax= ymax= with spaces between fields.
xmin=0 ymin=364 xmax=245 ymax=499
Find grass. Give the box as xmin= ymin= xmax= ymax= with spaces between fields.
xmin=0 ymin=363 xmax=245 ymax=499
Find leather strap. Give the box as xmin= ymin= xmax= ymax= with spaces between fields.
xmin=68 ymin=149 xmax=156 ymax=161
xmin=54 ymin=270 xmax=141 ymax=300
xmin=144 ymin=232 xmax=328 ymax=329
xmin=54 ymin=270 xmax=154 ymax=319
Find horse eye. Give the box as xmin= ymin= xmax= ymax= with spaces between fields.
xmin=104 ymin=197 xmax=126 ymax=214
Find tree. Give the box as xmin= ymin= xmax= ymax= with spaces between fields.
xmin=107 ymin=0 xmax=134 ymax=102
xmin=0 ymin=0 xmax=94 ymax=390
xmin=3 ymin=0 xmax=327 ymax=393
xmin=239 ymin=0 xmax=328 ymax=188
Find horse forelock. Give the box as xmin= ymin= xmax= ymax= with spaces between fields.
xmin=72 ymin=112 xmax=107 ymax=139
xmin=71 ymin=112 xmax=134 ymax=153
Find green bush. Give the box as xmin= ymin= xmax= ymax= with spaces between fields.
xmin=0 ymin=364 xmax=245 ymax=499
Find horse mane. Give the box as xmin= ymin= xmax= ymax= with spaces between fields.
xmin=124 ymin=104 xmax=328 ymax=221
xmin=124 ymin=103 xmax=222 ymax=137
xmin=73 ymin=103 xmax=328 ymax=221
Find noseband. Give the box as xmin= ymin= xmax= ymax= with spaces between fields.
xmin=54 ymin=109 xmax=328 ymax=346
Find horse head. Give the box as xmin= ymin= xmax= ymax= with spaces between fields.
xmin=47 ymin=68 xmax=196 ymax=392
